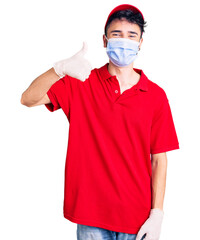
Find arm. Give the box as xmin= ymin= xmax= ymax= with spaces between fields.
xmin=20 ymin=42 xmax=92 ymax=108
xmin=136 ymin=91 xmax=179 ymax=240
xmin=151 ymin=152 xmax=168 ymax=210
xmin=136 ymin=152 xmax=166 ymax=240
xmin=21 ymin=68 xmax=59 ymax=107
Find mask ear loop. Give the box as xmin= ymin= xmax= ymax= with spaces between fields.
xmin=138 ymin=39 xmax=141 ymax=51
xmin=105 ymin=35 xmax=109 ymax=41
xmin=105 ymin=35 xmax=109 ymax=48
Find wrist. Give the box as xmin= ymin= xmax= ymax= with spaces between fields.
xmin=151 ymin=207 xmax=164 ymax=212
xmin=53 ymin=61 xmax=66 ymax=78
xmin=150 ymin=208 xmax=164 ymax=220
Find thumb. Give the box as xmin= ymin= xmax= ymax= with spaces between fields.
xmin=75 ymin=41 xmax=88 ymax=57
xmin=135 ymin=227 xmax=146 ymax=240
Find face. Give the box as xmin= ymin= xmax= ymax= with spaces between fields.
xmin=103 ymin=18 xmax=143 ymax=49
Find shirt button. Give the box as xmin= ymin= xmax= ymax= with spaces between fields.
xmin=115 ymin=90 xmax=118 ymax=94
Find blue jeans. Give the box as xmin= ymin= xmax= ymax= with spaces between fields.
xmin=77 ymin=224 xmax=146 ymax=240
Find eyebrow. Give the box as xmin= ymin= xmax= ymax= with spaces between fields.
xmin=110 ymin=30 xmax=138 ymax=35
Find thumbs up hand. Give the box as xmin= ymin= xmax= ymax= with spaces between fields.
xmin=53 ymin=42 xmax=92 ymax=81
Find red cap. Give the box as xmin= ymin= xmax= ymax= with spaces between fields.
xmin=104 ymin=4 xmax=144 ymax=32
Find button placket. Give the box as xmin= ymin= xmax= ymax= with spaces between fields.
xmin=110 ymin=76 xmax=140 ymax=102
xmin=111 ymin=77 xmax=120 ymax=97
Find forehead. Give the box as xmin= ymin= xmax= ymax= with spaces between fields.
xmin=107 ymin=18 xmax=140 ymax=34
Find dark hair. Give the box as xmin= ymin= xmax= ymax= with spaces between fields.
xmin=105 ymin=9 xmax=148 ymax=39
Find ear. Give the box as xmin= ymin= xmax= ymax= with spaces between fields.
xmin=103 ymin=34 xmax=107 ymax=48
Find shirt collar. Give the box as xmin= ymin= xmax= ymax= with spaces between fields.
xmin=98 ymin=63 xmax=148 ymax=92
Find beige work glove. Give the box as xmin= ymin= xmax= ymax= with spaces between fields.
xmin=53 ymin=41 xmax=92 ymax=81
xmin=136 ymin=208 xmax=164 ymax=240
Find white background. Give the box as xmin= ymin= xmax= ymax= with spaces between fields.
xmin=0 ymin=0 xmax=199 ymax=239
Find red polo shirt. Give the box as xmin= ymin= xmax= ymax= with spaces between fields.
xmin=45 ymin=63 xmax=179 ymax=234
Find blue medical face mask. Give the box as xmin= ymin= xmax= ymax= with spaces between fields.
xmin=105 ymin=36 xmax=141 ymax=67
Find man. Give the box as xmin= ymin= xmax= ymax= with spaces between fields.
xmin=21 ymin=4 xmax=179 ymax=240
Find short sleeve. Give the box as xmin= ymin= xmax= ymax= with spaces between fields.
xmin=45 ymin=75 xmax=77 ymax=119
xmin=150 ymin=92 xmax=180 ymax=154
